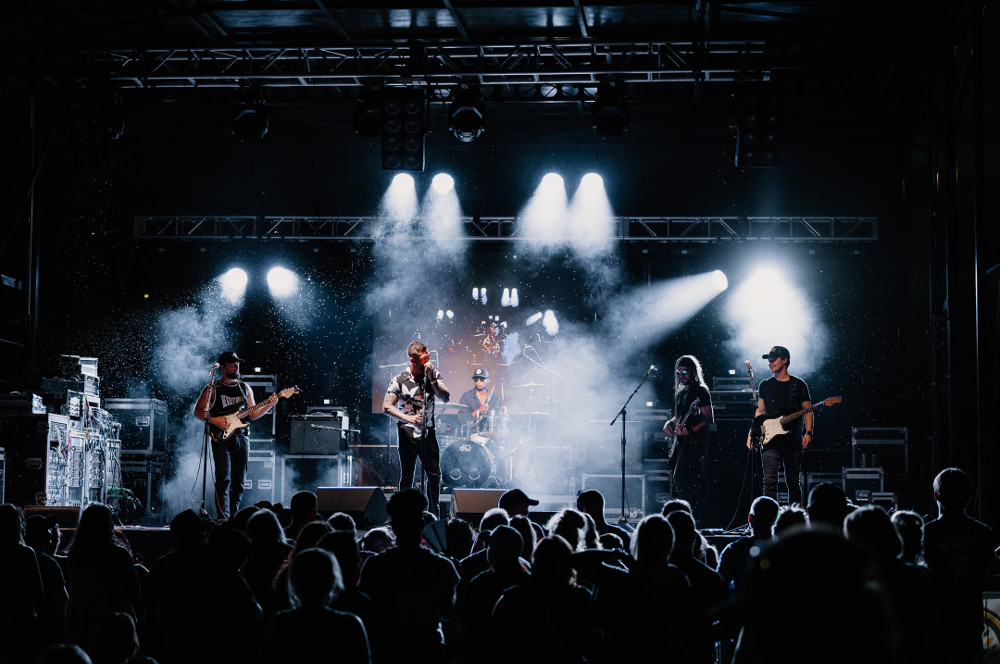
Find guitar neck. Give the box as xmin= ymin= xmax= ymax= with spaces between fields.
xmin=241 ymin=393 xmax=278 ymax=420
xmin=779 ymin=405 xmax=814 ymax=426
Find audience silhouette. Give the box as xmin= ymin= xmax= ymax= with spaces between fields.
xmin=9 ymin=463 xmax=1000 ymax=664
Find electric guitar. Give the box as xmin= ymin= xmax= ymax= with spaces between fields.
xmin=751 ymin=397 xmax=842 ymax=450
xmin=667 ymin=397 xmax=702 ymax=462
xmin=210 ymin=386 xmax=301 ymax=442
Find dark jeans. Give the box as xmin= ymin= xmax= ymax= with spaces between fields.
xmin=762 ymin=439 xmax=802 ymax=505
xmin=398 ymin=425 xmax=442 ymax=516
xmin=213 ymin=434 xmax=248 ymax=519
xmin=673 ymin=437 xmax=708 ymax=519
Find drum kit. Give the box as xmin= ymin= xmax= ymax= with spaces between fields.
xmin=436 ymin=402 xmax=511 ymax=489
xmin=436 ymin=384 xmax=551 ymax=489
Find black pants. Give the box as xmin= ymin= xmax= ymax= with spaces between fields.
xmin=398 ymin=425 xmax=442 ymax=516
xmin=673 ymin=437 xmax=708 ymax=519
xmin=762 ymin=438 xmax=802 ymax=505
xmin=213 ymin=434 xmax=248 ymax=519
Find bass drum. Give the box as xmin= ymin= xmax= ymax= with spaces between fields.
xmin=441 ymin=440 xmax=497 ymax=488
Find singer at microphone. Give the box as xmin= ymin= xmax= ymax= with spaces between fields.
xmin=661 ymin=354 xmax=715 ymax=521
xmin=382 ymin=340 xmax=451 ymax=518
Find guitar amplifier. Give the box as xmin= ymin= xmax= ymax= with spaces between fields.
xmin=290 ymin=414 xmax=349 ymax=454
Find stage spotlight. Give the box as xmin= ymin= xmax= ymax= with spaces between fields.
xmin=437 ymin=310 xmax=444 ymax=320
xmin=354 ymin=85 xmax=382 ymax=136
xmin=580 ymin=173 xmax=604 ymax=190
xmin=540 ymin=173 xmax=564 ymax=191
xmin=446 ymin=310 xmax=454 ymax=319
xmin=502 ymin=288 xmax=511 ymax=307
xmin=525 ymin=312 xmax=543 ymax=325
xmin=267 ymin=267 xmax=298 ymax=298
xmin=219 ymin=268 xmax=248 ymax=304
xmin=542 ymin=310 xmax=559 ymax=335
xmin=510 ymin=288 xmax=519 ymax=307
xmin=712 ymin=270 xmax=729 ymax=292
xmin=432 ymin=173 xmax=455 ymax=192
xmin=473 ymin=287 xmax=479 ymax=301
xmin=392 ymin=173 xmax=415 ymax=190
xmin=481 ymin=288 xmax=488 ymax=304
xmin=591 ymin=80 xmax=630 ymax=137
xmin=231 ymin=104 xmax=268 ymax=141
xmin=449 ymin=88 xmax=487 ymax=143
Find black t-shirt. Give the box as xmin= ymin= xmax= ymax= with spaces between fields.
xmin=758 ymin=375 xmax=811 ymax=441
xmin=207 ymin=379 xmax=252 ymax=439
xmin=676 ymin=384 xmax=712 ymax=443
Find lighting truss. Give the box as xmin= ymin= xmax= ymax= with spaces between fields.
xmin=87 ymin=41 xmax=765 ymax=90
xmin=135 ymin=215 xmax=878 ymax=242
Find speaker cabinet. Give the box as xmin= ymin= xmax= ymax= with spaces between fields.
xmin=103 ymin=399 xmax=168 ymax=452
xmin=243 ymin=448 xmax=276 ymax=505
xmin=0 ymin=414 xmax=49 ymax=506
xmin=451 ymin=488 xmax=505 ymax=521
xmin=316 ymin=487 xmax=388 ymax=528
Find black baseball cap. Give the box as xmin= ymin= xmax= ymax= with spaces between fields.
xmin=762 ymin=346 xmax=790 ymax=361
xmin=498 ymin=488 xmax=539 ymax=511
xmin=472 ymin=368 xmax=490 ymax=380
xmin=217 ymin=351 xmax=244 ymax=365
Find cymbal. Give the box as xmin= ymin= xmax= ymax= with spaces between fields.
xmin=512 ymin=383 xmax=550 ymax=388
xmin=437 ymin=403 xmax=470 ymax=415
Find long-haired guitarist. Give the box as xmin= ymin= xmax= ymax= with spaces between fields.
xmin=194 ymin=351 xmax=275 ymax=522
xmin=745 ymin=345 xmax=813 ymax=505
xmin=662 ymin=355 xmax=714 ymax=519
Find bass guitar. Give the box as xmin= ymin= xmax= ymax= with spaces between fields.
xmin=667 ymin=397 xmax=702 ymax=463
xmin=751 ymin=397 xmax=842 ymax=450
xmin=210 ymin=386 xmax=301 ymax=442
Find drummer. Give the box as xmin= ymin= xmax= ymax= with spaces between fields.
xmin=458 ymin=367 xmax=499 ymax=424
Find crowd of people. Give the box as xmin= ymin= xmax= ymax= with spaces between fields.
xmin=0 ymin=467 xmax=996 ymax=664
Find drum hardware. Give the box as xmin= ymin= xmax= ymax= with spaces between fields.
xmin=475 ymin=410 xmax=508 ymax=439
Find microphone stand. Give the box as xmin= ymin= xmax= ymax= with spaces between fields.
xmin=200 ymin=365 xmax=218 ymax=519
xmin=610 ymin=365 xmax=656 ymax=524
xmin=726 ymin=361 xmax=761 ymax=533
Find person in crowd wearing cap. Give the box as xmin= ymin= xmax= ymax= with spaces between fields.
xmin=499 ymin=488 xmax=546 ymax=540
xmin=194 ymin=351 xmax=275 ymax=522
xmin=662 ymin=354 xmax=715 ymax=520
xmin=746 ymin=345 xmax=812 ymax=505
xmin=382 ymin=340 xmax=451 ymax=516
xmin=458 ymin=367 xmax=498 ymax=426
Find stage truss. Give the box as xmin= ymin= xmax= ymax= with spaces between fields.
xmin=134 ymin=215 xmax=878 ymax=242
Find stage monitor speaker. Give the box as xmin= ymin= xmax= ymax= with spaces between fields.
xmin=451 ymin=488 xmax=505 ymax=522
xmin=316 ymin=487 xmax=388 ymax=529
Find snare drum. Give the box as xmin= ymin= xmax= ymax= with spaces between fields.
xmin=441 ymin=440 xmax=497 ymax=488
xmin=476 ymin=410 xmax=507 ymax=439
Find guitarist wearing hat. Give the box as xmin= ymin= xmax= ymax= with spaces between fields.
xmin=662 ymin=355 xmax=714 ymax=519
xmin=194 ymin=351 xmax=276 ymax=521
xmin=745 ymin=345 xmax=812 ymax=505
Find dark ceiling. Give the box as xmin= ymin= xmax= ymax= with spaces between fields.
xmin=3 ymin=1 xmax=965 ymax=99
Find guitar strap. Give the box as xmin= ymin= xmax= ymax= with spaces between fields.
xmin=232 ymin=379 xmax=251 ymax=438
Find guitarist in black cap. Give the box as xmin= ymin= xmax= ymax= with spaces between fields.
xmin=662 ymin=355 xmax=714 ymax=520
xmin=746 ymin=345 xmax=812 ymax=505
xmin=194 ymin=351 xmax=275 ymax=521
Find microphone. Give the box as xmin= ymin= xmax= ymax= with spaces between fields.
xmin=650 ymin=365 xmax=658 ymax=372
xmin=745 ymin=360 xmax=753 ymax=374
xmin=212 ymin=362 xmax=220 ymax=369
